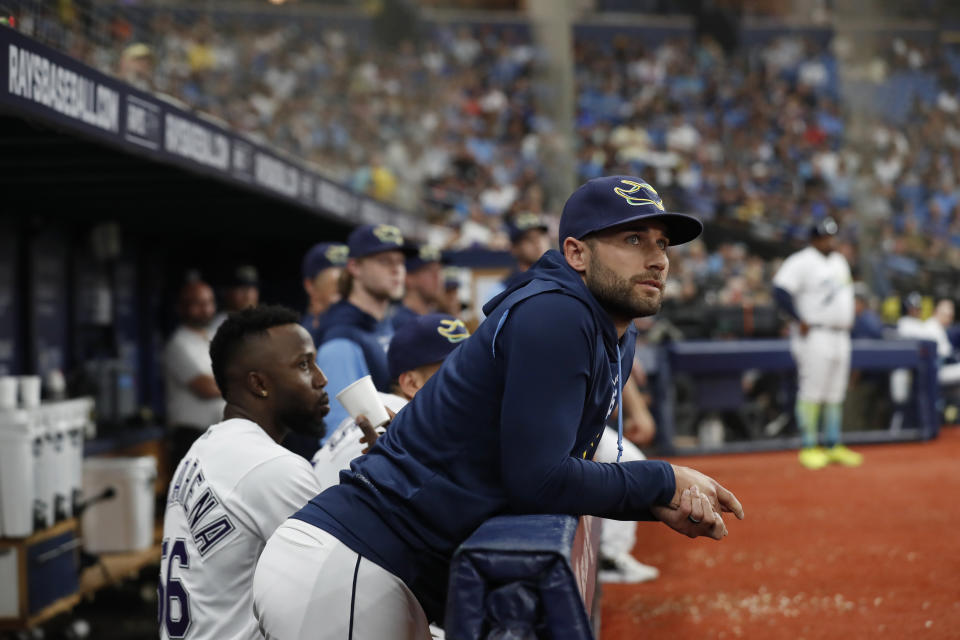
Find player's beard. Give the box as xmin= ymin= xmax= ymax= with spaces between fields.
xmin=585 ymin=254 xmax=662 ymax=319
xmin=279 ymin=407 xmax=326 ymax=439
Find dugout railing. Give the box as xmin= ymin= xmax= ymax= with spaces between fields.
xmin=652 ymin=338 xmax=941 ymax=456
xmin=446 ymin=514 xmax=601 ymax=640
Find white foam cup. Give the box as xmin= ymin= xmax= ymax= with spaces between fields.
xmin=335 ymin=375 xmax=390 ymax=427
xmin=19 ymin=376 xmax=41 ymax=409
xmin=0 ymin=376 xmax=16 ymax=409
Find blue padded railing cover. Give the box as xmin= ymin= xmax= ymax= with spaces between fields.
xmin=445 ymin=514 xmax=600 ymax=640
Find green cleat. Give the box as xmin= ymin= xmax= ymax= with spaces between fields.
xmin=826 ymin=444 xmax=863 ymax=467
xmin=798 ymin=447 xmax=829 ymax=470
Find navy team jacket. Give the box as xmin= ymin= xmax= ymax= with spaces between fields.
xmin=293 ymin=249 xmax=677 ymax=621
xmin=314 ymin=299 xmax=393 ymax=391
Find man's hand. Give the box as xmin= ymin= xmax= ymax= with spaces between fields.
xmin=358 ymin=408 xmax=396 ymax=454
xmin=670 ymin=464 xmax=745 ymax=521
xmin=799 ymin=321 xmax=810 ymax=337
xmin=652 ymin=486 xmax=728 ymax=540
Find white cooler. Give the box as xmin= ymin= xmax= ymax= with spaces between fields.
xmin=0 ymin=409 xmax=36 ymax=537
xmin=63 ymin=398 xmax=93 ymax=517
xmin=81 ymin=456 xmax=157 ymax=553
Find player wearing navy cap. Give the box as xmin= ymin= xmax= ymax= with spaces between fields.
xmin=300 ymin=242 xmax=348 ymax=342
xmin=392 ymin=245 xmax=445 ymax=330
xmin=254 ymin=176 xmax=744 ymax=639
xmin=481 ymin=213 xmax=552 ymax=316
xmin=311 ymin=313 xmax=470 ymax=488
xmin=773 ymin=217 xmax=863 ymax=470
xmin=314 ymin=225 xmax=416 ymax=442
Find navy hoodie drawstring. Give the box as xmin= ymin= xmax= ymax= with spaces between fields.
xmin=616 ymin=343 xmax=623 ymax=462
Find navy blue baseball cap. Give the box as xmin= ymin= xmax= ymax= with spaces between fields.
xmin=348 ymin=224 xmax=418 ymax=260
xmin=506 ymin=213 xmax=549 ymax=244
xmin=443 ymin=267 xmax=461 ymax=290
xmin=387 ymin=312 xmax=470 ymax=380
xmin=302 ymin=242 xmax=348 ymax=279
xmin=406 ymin=245 xmax=445 ymax=273
xmin=558 ymin=176 xmax=703 ymax=247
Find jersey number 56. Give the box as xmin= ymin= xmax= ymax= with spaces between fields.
xmin=158 ymin=538 xmax=192 ymax=638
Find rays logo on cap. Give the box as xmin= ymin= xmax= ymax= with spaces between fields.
xmin=613 ymin=180 xmax=665 ymax=210
xmin=324 ymin=244 xmax=348 ymax=265
xmin=437 ymin=318 xmax=469 ymax=343
xmin=373 ymin=224 xmax=403 ymax=245
xmin=419 ymin=246 xmax=442 ymax=262
xmin=514 ymin=213 xmax=543 ymax=231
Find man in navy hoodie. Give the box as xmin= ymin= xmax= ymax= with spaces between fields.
xmin=314 ymin=224 xmax=416 ymax=442
xmin=253 ymin=176 xmax=745 ymax=640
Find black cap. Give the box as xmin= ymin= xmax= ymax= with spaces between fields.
xmin=811 ymin=217 xmax=839 ymax=238
xmin=227 ymin=265 xmax=259 ymax=287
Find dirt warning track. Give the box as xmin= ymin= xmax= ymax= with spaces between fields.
xmin=601 ymin=428 xmax=960 ymax=640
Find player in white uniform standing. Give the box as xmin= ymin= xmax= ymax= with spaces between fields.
xmin=772 ymin=217 xmax=863 ymax=470
xmin=158 ymin=306 xmax=327 ymax=640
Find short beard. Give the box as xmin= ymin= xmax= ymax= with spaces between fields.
xmin=585 ymin=254 xmax=662 ymax=320
xmin=279 ymin=409 xmax=326 ymax=439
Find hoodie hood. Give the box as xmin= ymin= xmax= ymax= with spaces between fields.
xmin=316 ymin=300 xmax=378 ymax=340
xmin=482 ymin=249 xmax=624 ymax=352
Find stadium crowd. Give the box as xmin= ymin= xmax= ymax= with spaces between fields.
xmin=10 ymin=2 xmax=960 ymax=315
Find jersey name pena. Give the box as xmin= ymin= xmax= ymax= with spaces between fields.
xmin=773 ymin=246 xmax=854 ymax=329
xmin=167 ymin=459 xmax=237 ymax=556
xmin=158 ymin=419 xmax=321 ymax=640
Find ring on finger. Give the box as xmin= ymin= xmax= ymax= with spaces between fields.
xmin=688 ymin=515 xmax=701 ymax=524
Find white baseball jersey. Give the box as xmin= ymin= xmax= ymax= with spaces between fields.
xmin=311 ymin=392 xmax=408 ymax=488
xmin=774 ymin=247 xmax=854 ymax=403
xmin=772 ymin=246 xmax=854 ymax=329
xmin=159 ymin=419 xmax=322 ymax=640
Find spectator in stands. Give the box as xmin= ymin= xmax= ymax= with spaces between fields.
xmin=164 ymin=279 xmax=224 ymax=471
xmin=896 ymin=291 xmax=926 ymax=336
xmin=851 ymin=283 xmax=885 ymax=340
xmin=117 ymin=42 xmax=154 ymax=92
xmin=392 ymin=245 xmax=444 ymax=329
xmin=314 ymin=224 xmax=413 ymax=439
xmin=160 ymin=305 xmax=325 ymax=640
xmin=301 ymin=242 xmax=349 ymax=343
xmin=210 ymin=265 xmax=260 ymax=333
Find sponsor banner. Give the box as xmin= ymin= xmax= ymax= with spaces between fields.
xmin=0 ymin=28 xmax=420 ymax=232
xmin=124 ymin=94 xmax=161 ymax=150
